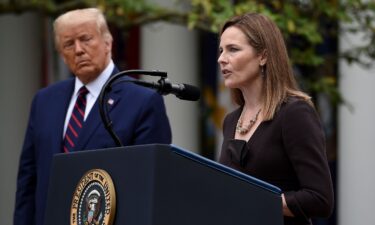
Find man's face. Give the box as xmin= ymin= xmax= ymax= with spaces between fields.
xmin=57 ymin=20 xmax=111 ymax=84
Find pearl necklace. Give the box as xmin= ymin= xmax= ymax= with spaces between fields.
xmin=236 ymin=108 xmax=261 ymax=135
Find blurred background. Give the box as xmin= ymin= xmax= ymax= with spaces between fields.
xmin=1 ymin=0 xmax=375 ymax=225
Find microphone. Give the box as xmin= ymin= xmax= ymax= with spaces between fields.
xmin=132 ymin=78 xmax=200 ymax=101
xmin=99 ymin=70 xmax=200 ymax=147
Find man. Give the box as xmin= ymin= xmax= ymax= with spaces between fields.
xmin=14 ymin=8 xmax=172 ymax=225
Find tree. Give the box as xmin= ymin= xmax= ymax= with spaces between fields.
xmin=1 ymin=0 xmax=374 ymax=103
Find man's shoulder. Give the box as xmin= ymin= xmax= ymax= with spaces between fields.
xmin=37 ymin=78 xmax=74 ymax=95
xmin=31 ymin=78 xmax=74 ymax=104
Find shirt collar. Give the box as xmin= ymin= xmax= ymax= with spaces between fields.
xmin=74 ymin=60 xmax=115 ymax=98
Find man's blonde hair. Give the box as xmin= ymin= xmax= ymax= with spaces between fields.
xmin=53 ymin=8 xmax=113 ymax=50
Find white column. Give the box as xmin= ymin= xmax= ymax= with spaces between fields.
xmin=338 ymin=25 xmax=375 ymax=225
xmin=141 ymin=0 xmax=200 ymax=152
xmin=0 ymin=13 xmax=42 ymax=225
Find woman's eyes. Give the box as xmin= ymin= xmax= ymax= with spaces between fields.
xmin=219 ymin=46 xmax=240 ymax=53
xmin=229 ymin=47 xmax=239 ymax=52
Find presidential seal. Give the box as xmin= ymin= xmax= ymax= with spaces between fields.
xmin=71 ymin=169 xmax=116 ymax=225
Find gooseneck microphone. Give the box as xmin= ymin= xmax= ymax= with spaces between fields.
xmin=98 ymin=70 xmax=201 ymax=147
xmin=132 ymin=79 xmax=200 ymax=101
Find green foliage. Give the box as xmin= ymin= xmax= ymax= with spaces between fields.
xmin=1 ymin=0 xmax=374 ymax=105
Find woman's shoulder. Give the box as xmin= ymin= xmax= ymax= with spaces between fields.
xmin=276 ymin=96 xmax=317 ymax=119
xmin=281 ymin=96 xmax=315 ymax=111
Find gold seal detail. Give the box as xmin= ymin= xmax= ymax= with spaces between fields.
xmin=71 ymin=169 xmax=116 ymax=225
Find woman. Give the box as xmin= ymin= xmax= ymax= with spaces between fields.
xmin=217 ymin=13 xmax=334 ymax=225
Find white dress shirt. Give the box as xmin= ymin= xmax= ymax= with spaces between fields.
xmin=63 ymin=60 xmax=115 ymax=136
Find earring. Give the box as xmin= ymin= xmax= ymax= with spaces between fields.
xmin=260 ymin=65 xmax=265 ymax=77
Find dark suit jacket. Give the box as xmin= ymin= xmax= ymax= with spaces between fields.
xmin=14 ymin=67 xmax=172 ymax=225
xmin=219 ymin=97 xmax=334 ymax=225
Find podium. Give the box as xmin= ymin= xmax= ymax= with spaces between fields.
xmin=44 ymin=144 xmax=283 ymax=225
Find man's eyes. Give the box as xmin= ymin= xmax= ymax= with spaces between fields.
xmin=81 ymin=35 xmax=92 ymax=42
xmin=62 ymin=36 xmax=93 ymax=49
xmin=63 ymin=41 xmax=74 ymax=49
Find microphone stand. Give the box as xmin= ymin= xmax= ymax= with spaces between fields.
xmin=98 ymin=70 xmax=168 ymax=147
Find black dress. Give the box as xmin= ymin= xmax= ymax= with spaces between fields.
xmin=219 ymin=97 xmax=334 ymax=225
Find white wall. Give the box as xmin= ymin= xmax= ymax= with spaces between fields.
xmin=338 ymin=26 xmax=375 ymax=225
xmin=0 ymin=13 xmax=42 ymax=225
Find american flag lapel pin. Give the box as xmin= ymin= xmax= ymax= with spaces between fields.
xmin=107 ymin=98 xmax=114 ymax=105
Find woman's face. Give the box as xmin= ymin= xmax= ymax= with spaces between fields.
xmin=218 ymin=26 xmax=264 ymax=89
